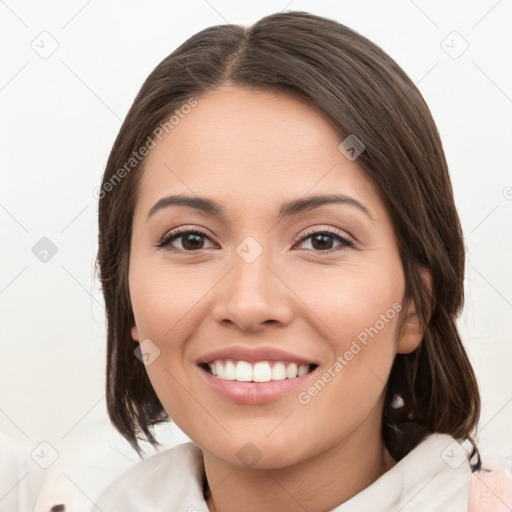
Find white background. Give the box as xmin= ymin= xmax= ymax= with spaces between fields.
xmin=1 ymin=0 xmax=511 ymax=508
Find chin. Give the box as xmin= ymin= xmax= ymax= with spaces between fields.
xmin=201 ymin=436 xmax=310 ymax=471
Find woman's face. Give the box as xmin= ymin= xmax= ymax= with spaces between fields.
xmin=129 ymin=85 xmax=420 ymax=469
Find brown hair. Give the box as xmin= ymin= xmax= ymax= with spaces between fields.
xmin=96 ymin=11 xmax=481 ymax=466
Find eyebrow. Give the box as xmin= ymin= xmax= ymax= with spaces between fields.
xmin=147 ymin=193 xmax=374 ymax=222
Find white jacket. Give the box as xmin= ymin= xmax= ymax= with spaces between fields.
xmin=90 ymin=433 xmax=473 ymax=511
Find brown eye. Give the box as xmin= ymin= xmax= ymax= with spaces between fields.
xmin=295 ymin=229 xmax=354 ymax=252
xmin=158 ymin=228 xmax=214 ymax=251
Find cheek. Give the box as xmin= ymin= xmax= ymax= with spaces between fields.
xmin=299 ymin=290 xmax=401 ymax=408
xmin=129 ymin=264 xmax=198 ymax=424
xmin=129 ymin=263 xmax=207 ymax=341
xmin=128 ymin=263 xmax=212 ymax=410
xmin=290 ymin=266 xmax=402 ymax=423
xmin=290 ymin=311 xmax=400 ymax=456
xmin=292 ymin=260 xmax=403 ymax=350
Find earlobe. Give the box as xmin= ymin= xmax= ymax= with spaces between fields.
xmin=396 ymin=307 xmax=425 ymax=354
xmin=131 ymin=325 xmax=140 ymax=342
xmin=397 ymin=267 xmax=432 ymax=354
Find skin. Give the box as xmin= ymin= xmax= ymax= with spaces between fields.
xmin=129 ymin=85 xmax=428 ymax=512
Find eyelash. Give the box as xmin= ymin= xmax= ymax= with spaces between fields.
xmin=157 ymin=226 xmax=355 ymax=253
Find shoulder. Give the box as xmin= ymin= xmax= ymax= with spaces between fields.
xmin=91 ymin=442 xmax=206 ymax=512
xmin=468 ymin=458 xmax=512 ymax=511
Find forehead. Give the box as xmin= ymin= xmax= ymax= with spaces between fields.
xmin=136 ymin=85 xmax=383 ymax=220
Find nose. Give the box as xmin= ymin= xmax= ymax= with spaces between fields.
xmin=209 ymin=244 xmax=294 ymax=332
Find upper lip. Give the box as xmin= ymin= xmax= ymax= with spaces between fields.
xmin=197 ymin=346 xmax=317 ymax=366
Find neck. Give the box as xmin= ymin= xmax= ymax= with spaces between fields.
xmin=202 ymin=413 xmax=396 ymax=512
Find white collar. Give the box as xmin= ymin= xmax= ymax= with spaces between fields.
xmin=92 ymin=433 xmax=471 ymax=512
xmin=331 ymin=433 xmax=471 ymax=511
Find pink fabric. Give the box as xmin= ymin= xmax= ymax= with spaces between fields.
xmin=468 ymin=464 xmax=512 ymax=511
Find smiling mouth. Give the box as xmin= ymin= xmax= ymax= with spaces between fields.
xmin=200 ymin=360 xmax=318 ymax=382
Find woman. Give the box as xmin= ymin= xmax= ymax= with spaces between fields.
xmin=91 ymin=11 xmax=510 ymax=511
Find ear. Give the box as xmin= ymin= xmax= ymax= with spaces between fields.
xmin=131 ymin=325 xmax=140 ymax=342
xmin=397 ymin=267 xmax=432 ymax=354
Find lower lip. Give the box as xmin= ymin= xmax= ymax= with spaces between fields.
xmin=198 ymin=365 xmax=317 ymax=405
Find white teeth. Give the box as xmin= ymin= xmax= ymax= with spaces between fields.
xmin=271 ymin=362 xmax=287 ymax=380
xmin=224 ymin=360 xmax=236 ymax=380
xmin=253 ymin=362 xmax=272 ymax=382
xmin=207 ymin=360 xmax=312 ymax=382
xmin=286 ymin=363 xmax=298 ymax=379
xmin=298 ymin=364 xmax=309 ymax=376
xmin=216 ymin=361 xmax=226 ymax=379
xmin=236 ymin=361 xmax=253 ymax=381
